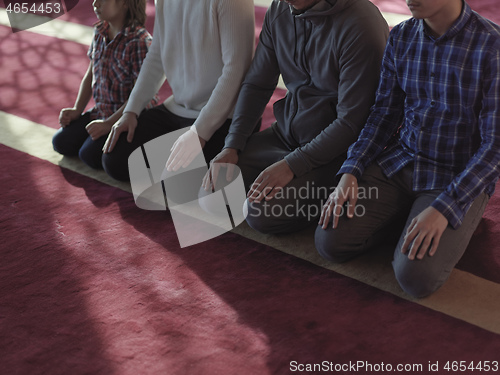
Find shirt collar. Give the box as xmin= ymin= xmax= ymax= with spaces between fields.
xmin=95 ymin=21 xmax=131 ymax=40
xmin=419 ymin=1 xmax=472 ymax=42
xmin=95 ymin=20 xmax=109 ymax=38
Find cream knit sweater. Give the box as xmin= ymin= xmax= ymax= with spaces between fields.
xmin=124 ymin=0 xmax=255 ymax=141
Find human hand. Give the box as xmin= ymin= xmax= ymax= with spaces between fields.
xmin=401 ymin=206 xmax=448 ymax=260
xmin=319 ymin=173 xmax=358 ymax=229
xmin=247 ymin=159 xmax=294 ymax=203
xmin=102 ymin=112 xmax=138 ymax=153
xmin=85 ymin=119 xmax=113 ymax=141
xmin=165 ymin=129 xmax=206 ymax=172
xmin=202 ymin=148 xmax=239 ymax=192
xmin=59 ymin=108 xmax=81 ymax=127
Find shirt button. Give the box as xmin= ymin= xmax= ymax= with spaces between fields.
xmin=430 ymin=101 xmax=436 ymax=106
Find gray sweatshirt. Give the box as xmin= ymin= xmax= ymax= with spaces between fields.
xmin=224 ymin=0 xmax=389 ymax=177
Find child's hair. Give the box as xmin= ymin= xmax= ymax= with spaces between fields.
xmin=124 ymin=0 xmax=147 ymax=29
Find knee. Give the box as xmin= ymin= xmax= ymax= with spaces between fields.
xmin=102 ymin=153 xmax=130 ymax=181
xmin=393 ymin=260 xmax=446 ymax=298
xmin=52 ymin=131 xmax=76 ymax=156
xmin=314 ymin=225 xmax=359 ymax=263
xmin=79 ymin=147 xmax=102 ymax=170
xmin=244 ymin=201 xmax=291 ymax=235
xmin=245 ymin=201 xmax=276 ymax=234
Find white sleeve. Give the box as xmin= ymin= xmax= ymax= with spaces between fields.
xmin=124 ymin=0 xmax=166 ymax=115
xmin=191 ymin=0 xmax=255 ymax=141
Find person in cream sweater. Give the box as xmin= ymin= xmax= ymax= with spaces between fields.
xmin=102 ymin=0 xmax=255 ymax=182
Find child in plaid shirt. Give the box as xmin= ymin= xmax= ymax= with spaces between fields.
xmin=52 ymin=0 xmax=157 ymax=169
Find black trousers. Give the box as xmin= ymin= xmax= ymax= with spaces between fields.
xmin=102 ymin=104 xmax=234 ymax=182
xmin=52 ymin=112 xmax=107 ymax=170
xmin=240 ymin=127 xmax=346 ymax=234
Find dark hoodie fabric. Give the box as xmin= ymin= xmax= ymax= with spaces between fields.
xmin=224 ymin=0 xmax=389 ymax=177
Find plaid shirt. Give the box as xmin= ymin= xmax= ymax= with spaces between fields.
xmin=339 ymin=2 xmax=500 ymax=229
xmin=88 ymin=21 xmax=157 ymax=119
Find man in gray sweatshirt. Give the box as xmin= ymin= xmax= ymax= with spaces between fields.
xmin=203 ymin=0 xmax=389 ymax=234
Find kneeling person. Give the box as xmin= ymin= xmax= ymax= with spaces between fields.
xmin=316 ymin=0 xmax=500 ymax=298
xmin=204 ymin=0 xmax=389 ymax=234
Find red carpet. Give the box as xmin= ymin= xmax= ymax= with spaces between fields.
xmin=1 ymin=1 xmax=500 ymax=374
xmin=1 ymin=144 xmax=500 ymax=374
xmin=0 ymin=25 xmax=89 ymax=127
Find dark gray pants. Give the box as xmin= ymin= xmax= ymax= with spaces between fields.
xmin=314 ymin=163 xmax=489 ymax=298
xmin=238 ymin=127 xmax=345 ymax=234
xmin=102 ymin=104 xmax=233 ymax=181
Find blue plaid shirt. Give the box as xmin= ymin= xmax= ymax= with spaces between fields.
xmin=339 ymin=2 xmax=500 ymax=229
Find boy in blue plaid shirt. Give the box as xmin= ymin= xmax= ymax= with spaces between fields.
xmin=316 ymin=0 xmax=500 ymax=297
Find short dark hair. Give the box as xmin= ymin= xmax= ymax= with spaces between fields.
xmin=124 ymin=0 xmax=147 ymax=29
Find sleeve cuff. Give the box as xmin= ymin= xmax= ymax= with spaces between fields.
xmin=285 ymin=152 xmax=368 ymax=181
xmin=337 ymin=159 xmax=366 ymax=181
xmin=284 ymin=150 xmax=311 ymax=178
xmin=224 ymin=133 xmax=249 ymax=152
xmin=431 ymin=192 xmax=467 ymax=229
xmin=123 ymin=102 xmax=142 ymax=117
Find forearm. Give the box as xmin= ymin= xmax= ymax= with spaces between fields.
xmin=124 ymin=10 xmax=165 ymax=116
xmin=338 ymin=34 xmax=405 ymax=178
xmin=191 ymin=0 xmax=255 ymax=141
xmin=432 ymin=145 xmax=500 ymax=229
xmin=337 ymin=110 xmax=402 ymax=179
xmin=284 ymin=119 xmax=359 ymax=177
xmin=125 ymin=49 xmax=165 ymax=115
xmin=224 ymin=81 xmax=277 ymax=151
xmin=74 ymin=62 xmax=93 ymax=113
xmin=224 ymin=21 xmax=281 ymax=151
xmin=104 ymin=101 xmax=128 ymax=126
